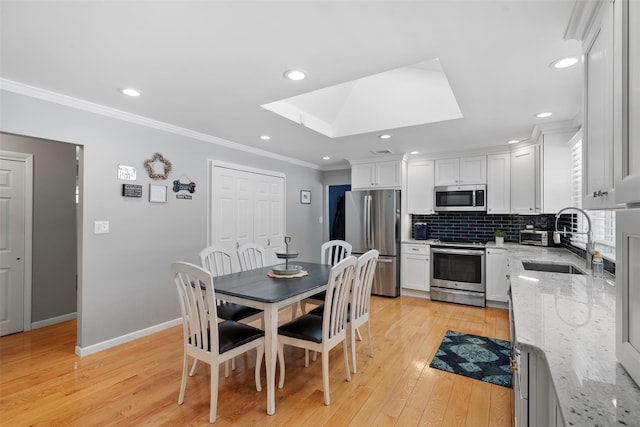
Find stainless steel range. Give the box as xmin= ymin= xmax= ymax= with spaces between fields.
xmin=430 ymin=240 xmax=486 ymax=307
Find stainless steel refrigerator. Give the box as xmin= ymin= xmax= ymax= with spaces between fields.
xmin=345 ymin=189 xmax=400 ymax=297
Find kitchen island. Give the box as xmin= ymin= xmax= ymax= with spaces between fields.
xmin=502 ymin=243 xmax=640 ymax=426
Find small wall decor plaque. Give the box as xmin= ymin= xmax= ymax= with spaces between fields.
xmin=149 ymin=184 xmax=168 ymax=203
xmin=172 ymin=177 xmax=196 ymax=193
xmin=122 ymin=184 xmax=143 ymax=197
xmin=117 ymin=165 xmax=137 ymax=181
xmin=144 ymin=153 xmax=172 ymax=180
xmin=300 ymin=190 xmax=311 ymax=204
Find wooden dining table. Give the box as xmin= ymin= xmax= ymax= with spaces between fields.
xmin=212 ymin=261 xmax=332 ymax=415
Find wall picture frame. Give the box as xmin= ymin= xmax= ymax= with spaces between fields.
xmin=149 ymin=184 xmax=168 ymax=203
xmin=300 ymin=190 xmax=311 ymax=204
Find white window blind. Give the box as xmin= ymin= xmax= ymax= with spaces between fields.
xmin=570 ymin=138 xmax=616 ymax=259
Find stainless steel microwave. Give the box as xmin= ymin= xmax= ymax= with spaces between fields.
xmin=434 ymin=185 xmax=486 ymax=212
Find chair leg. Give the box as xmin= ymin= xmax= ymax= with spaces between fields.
xmin=366 ymin=322 xmax=374 ymax=357
xmin=255 ymin=344 xmax=264 ymax=392
xmin=322 ymin=351 xmax=330 ymax=405
xmin=350 ymin=326 xmax=358 ymax=374
xmin=189 ymin=358 xmax=199 ymax=376
xmin=343 ymin=341 xmax=352 ymax=383
xmin=312 ymin=351 xmax=318 ymax=362
xmin=277 ymin=342 xmax=286 ymax=388
xmin=356 ymin=326 xmax=363 ymax=341
xmin=231 ymin=357 xmax=236 ymax=371
xmin=210 ymin=361 xmax=219 ymax=423
xmin=290 ymin=302 xmax=298 ymax=320
xmin=224 ymin=360 xmax=230 ymax=378
xmin=304 ymin=349 xmax=310 ymax=367
xmin=178 ymin=351 xmax=188 ymax=404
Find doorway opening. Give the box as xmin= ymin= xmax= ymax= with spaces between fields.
xmin=328 ymin=185 xmax=351 ymax=241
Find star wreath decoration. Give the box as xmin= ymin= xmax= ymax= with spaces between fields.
xmin=144 ymin=153 xmax=172 ymax=180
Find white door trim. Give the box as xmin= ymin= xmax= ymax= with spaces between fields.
xmin=0 ymin=150 xmax=33 ymax=332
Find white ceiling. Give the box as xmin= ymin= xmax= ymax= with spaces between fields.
xmin=0 ymin=0 xmax=582 ymax=170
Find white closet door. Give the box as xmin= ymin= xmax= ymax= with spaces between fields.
xmin=211 ymin=163 xmax=285 ymax=268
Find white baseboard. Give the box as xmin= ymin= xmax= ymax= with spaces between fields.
xmin=31 ymin=312 xmax=77 ymax=329
xmin=75 ymin=318 xmax=182 ymax=357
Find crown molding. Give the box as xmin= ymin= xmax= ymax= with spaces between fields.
xmin=0 ymin=78 xmax=320 ymax=170
xmin=565 ymin=0 xmax=606 ymax=42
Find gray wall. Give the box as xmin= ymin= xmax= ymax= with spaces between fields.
xmin=0 ymin=90 xmax=324 ymax=350
xmin=0 ymin=133 xmax=77 ymax=323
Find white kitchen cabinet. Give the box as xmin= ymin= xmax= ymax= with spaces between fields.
xmin=583 ymin=0 xmax=617 ymax=209
xmin=434 ymin=155 xmax=486 ymax=186
xmin=401 ymin=244 xmax=430 ymax=292
xmin=510 ymin=145 xmax=540 ymax=214
xmin=539 ymin=130 xmax=575 ymax=213
xmin=616 ymin=209 xmax=640 ymax=387
xmin=486 ymin=248 xmax=509 ymax=303
xmin=407 ymin=160 xmax=435 ymax=214
xmin=486 ymin=153 xmax=511 ymax=214
xmin=614 ymin=0 xmax=640 ymax=205
xmin=350 ymin=159 xmax=404 ymax=189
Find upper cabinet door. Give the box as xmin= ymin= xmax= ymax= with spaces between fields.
xmin=486 ymin=153 xmax=511 ymax=214
xmin=350 ymin=159 xmax=404 ymax=189
xmin=351 ymin=163 xmax=376 ymax=189
xmin=511 ymin=146 xmax=539 ymax=214
xmin=615 ymin=0 xmax=640 ymax=204
xmin=407 ymin=160 xmax=435 ymax=214
xmin=583 ymin=1 xmax=617 ymax=209
xmin=459 ymin=155 xmax=487 ymax=184
xmin=434 ymin=158 xmax=460 ymax=186
xmin=376 ymin=160 xmax=402 ymax=188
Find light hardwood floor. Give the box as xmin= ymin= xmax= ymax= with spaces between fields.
xmin=0 ymin=296 xmax=513 ymax=426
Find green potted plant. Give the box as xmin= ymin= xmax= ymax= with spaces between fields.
xmin=494 ymin=230 xmax=507 ymax=246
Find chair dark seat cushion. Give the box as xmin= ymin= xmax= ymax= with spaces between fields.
xmin=307 ymin=291 xmax=326 ymax=301
xmin=308 ymin=303 xmax=350 ymax=322
xmin=188 ymin=322 xmax=264 ymax=353
xmin=218 ymin=321 xmax=265 ymax=354
xmin=216 ymin=302 xmax=262 ymax=322
xmin=278 ymin=314 xmax=323 ymax=343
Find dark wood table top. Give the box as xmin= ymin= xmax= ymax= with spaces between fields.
xmin=213 ymin=261 xmax=331 ymax=303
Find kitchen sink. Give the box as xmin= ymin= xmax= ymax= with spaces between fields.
xmin=521 ymin=261 xmax=585 ymax=275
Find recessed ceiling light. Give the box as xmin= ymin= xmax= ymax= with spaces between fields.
xmin=378 ymin=134 xmax=392 ymax=140
xmin=507 ymin=139 xmax=520 ymax=144
xmin=120 ymin=88 xmax=142 ymax=97
xmin=283 ymin=69 xmax=307 ymax=81
xmin=260 ymin=135 xmax=271 ymax=140
xmin=550 ymin=56 xmax=579 ymax=69
xmin=410 ymin=151 xmax=419 ymax=155
xmin=322 ymin=156 xmax=331 ymax=160
xmin=536 ymin=112 xmax=553 ymax=118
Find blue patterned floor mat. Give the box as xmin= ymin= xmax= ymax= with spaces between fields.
xmin=429 ymin=330 xmax=513 ymax=388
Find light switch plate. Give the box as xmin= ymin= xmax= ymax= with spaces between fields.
xmin=94 ymin=220 xmax=110 ymax=234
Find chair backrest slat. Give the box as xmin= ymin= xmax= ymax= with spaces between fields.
xmin=200 ymin=246 xmax=234 ymax=277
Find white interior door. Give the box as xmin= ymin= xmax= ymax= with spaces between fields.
xmin=0 ymin=159 xmax=26 ymax=336
xmin=210 ymin=162 xmax=285 ymax=268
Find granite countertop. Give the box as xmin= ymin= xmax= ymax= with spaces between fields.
xmin=506 ymin=244 xmax=640 ymax=426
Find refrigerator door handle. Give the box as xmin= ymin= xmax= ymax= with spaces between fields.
xmin=368 ymin=195 xmax=374 ymax=248
xmin=363 ymin=195 xmax=369 ymax=248
xmin=377 ymin=258 xmax=393 ymax=263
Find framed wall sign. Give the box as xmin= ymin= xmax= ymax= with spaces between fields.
xmin=300 ymin=190 xmax=311 ymax=204
xmin=149 ymin=184 xmax=168 ymax=203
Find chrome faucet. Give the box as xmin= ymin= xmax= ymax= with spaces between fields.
xmin=554 ymin=207 xmax=594 ymax=270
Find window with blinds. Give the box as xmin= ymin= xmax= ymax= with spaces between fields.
xmin=570 ymin=138 xmax=616 ymax=259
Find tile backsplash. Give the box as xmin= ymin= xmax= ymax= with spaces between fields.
xmin=411 ymin=212 xmax=558 ymax=243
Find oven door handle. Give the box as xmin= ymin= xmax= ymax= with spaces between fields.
xmin=430 ymin=247 xmax=485 ymax=256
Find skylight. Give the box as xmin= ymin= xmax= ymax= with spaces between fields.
xmin=262 ymin=58 xmax=463 ymax=138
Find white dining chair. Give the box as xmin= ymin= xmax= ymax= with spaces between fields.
xmin=172 ymin=261 xmax=265 ymax=423
xmin=276 ymin=256 xmax=357 ymax=405
xmin=199 ymin=245 xmax=264 ymax=377
xmin=237 ymin=243 xmax=267 ymax=271
xmin=300 ymin=240 xmax=352 ymax=314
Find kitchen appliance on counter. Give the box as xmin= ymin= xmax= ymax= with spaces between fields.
xmin=345 ymin=189 xmax=400 ymax=297
xmin=434 ymin=184 xmax=486 ymax=212
xmin=430 ymin=240 xmax=486 ymax=307
xmin=519 ymin=229 xmax=554 ymax=246
xmin=413 ymin=222 xmax=428 ymax=240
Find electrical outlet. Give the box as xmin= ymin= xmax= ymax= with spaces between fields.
xmin=94 ymin=220 xmax=110 ymax=234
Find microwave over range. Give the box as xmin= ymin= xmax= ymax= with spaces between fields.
xmin=434 ymin=184 xmax=486 ymax=212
